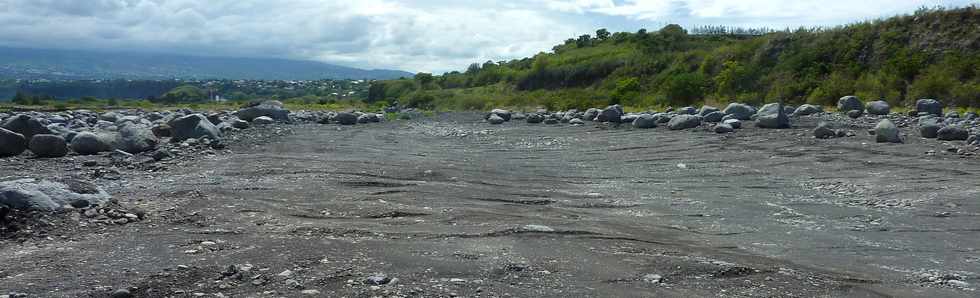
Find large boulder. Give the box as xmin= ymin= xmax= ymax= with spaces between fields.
xmin=0 ymin=128 xmax=27 ymax=157
xmin=866 ymin=100 xmax=891 ymax=115
xmin=70 ymin=132 xmax=114 ymax=155
xmin=837 ymin=96 xmax=864 ymax=113
xmin=813 ymin=122 xmax=836 ymax=139
xmin=28 ymin=134 xmax=68 ymax=158
xmin=875 ymin=119 xmax=902 ymax=143
xmin=723 ymin=118 xmax=742 ymax=129
xmin=0 ymin=178 xmax=111 ymax=211
xmin=702 ymin=111 xmax=725 ymax=123
xmin=713 ymin=123 xmax=734 ymax=133
xmin=916 ymin=99 xmax=943 ymax=116
xmin=237 ymin=100 xmax=290 ymax=122
xmin=756 ymin=103 xmax=790 ymax=129
xmin=793 ymin=104 xmax=823 ymax=116
xmin=2 ymin=115 xmax=53 ymax=141
xmin=487 ymin=114 xmax=505 ymax=125
xmin=698 ymin=106 xmax=719 ymax=116
xmin=596 ymin=105 xmax=623 ymax=123
xmin=169 ymin=114 xmax=222 ymax=142
xmin=116 ymin=124 xmax=158 ymax=154
xmin=526 ymin=113 xmax=545 ymax=124
xmin=486 ymin=109 xmax=512 ymax=122
xmin=919 ymin=119 xmax=941 ymax=138
xmin=722 ymin=103 xmax=755 ymax=120
xmin=582 ymin=108 xmax=600 ymax=121
xmin=937 ymin=126 xmax=969 ymax=141
xmin=230 ymin=119 xmax=250 ymax=129
xmin=667 ymin=115 xmax=701 ymax=130
xmin=632 ymin=114 xmax=658 ymax=129
xmin=334 ymin=112 xmax=358 ymax=125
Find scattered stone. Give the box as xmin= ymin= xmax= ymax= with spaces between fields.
xmin=0 ymin=127 xmax=27 ymax=157
xmin=723 ymin=119 xmax=742 ymax=129
xmin=937 ymin=126 xmax=969 ymax=141
xmin=28 ymin=134 xmax=68 ymax=158
xmin=793 ymin=104 xmax=823 ymax=116
xmin=632 ymin=114 xmax=658 ymax=129
xmin=702 ymin=111 xmax=725 ymax=123
xmin=487 ymin=114 xmax=505 ymax=125
xmin=237 ymin=100 xmax=290 ymax=121
xmin=723 ymin=103 xmax=755 ymax=120
xmin=756 ymin=103 xmax=790 ymax=129
xmin=252 ymin=116 xmax=275 ymax=125
xmin=865 ymin=100 xmax=891 ymax=115
xmin=596 ymin=105 xmax=623 ymax=123
xmin=919 ymin=119 xmax=941 ymax=138
xmin=70 ymin=132 xmax=114 ymax=155
xmin=837 ymin=96 xmax=864 ymax=112
xmin=875 ymin=119 xmax=902 ymax=143
xmin=916 ymin=99 xmax=943 ymax=116
xmin=0 ymin=178 xmax=111 ymax=211
xmin=116 ymin=124 xmax=158 ymax=154
xmin=667 ymin=115 xmax=701 ymax=130
xmin=813 ymin=122 xmax=836 ymax=139
xmin=714 ymin=123 xmax=734 ymax=133
xmin=231 ymin=119 xmax=250 ymax=129
xmin=2 ymin=115 xmax=53 ymax=140
xmin=846 ymin=109 xmax=864 ymax=119
xmin=526 ymin=113 xmax=544 ymax=124
xmin=366 ymin=275 xmax=392 ymax=285
xmin=170 ymin=114 xmax=222 ymax=142
xmin=335 ymin=112 xmax=358 ymax=125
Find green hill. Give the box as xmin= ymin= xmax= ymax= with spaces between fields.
xmin=369 ymin=6 xmax=980 ymax=111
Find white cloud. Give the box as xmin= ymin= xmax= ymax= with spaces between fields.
xmin=0 ymin=0 xmax=974 ymax=73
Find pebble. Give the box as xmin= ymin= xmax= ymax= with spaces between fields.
xmin=300 ymin=290 xmax=321 ymax=295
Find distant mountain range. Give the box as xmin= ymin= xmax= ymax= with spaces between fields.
xmin=0 ymin=47 xmax=414 ymax=81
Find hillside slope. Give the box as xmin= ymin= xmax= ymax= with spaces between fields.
xmin=0 ymin=47 xmax=413 ymax=81
xmin=370 ymin=6 xmax=979 ymax=110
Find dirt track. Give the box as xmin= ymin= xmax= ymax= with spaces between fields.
xmin=2 ymin=113 xmax=980 ymax=297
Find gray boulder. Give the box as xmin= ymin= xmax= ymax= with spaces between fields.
xmin=487 ymin=114 xmax=505 ymax=125
xmin=487 ymin=109 xmax=512 ymax=122
xmin=253 ymin=116 xmax=275 ymax=125
xmin=794 ymin=104 xmax=823 ymax=116
xmin=756 ymin=103 xmax=790 ymax=129
xmin=632 ymin=114 xmax=658 ymax=129
xmin=723 ymin=119 xmax=742 ymax=129
xmin=151 ymin=124 xmax=172 ymax=138
xmin=919 ymin=119 xmax=941 ymax=138
xmin=116 ymin=124 xmax=158 ymax=154
xmin=945 ymin=112 xmax=960 ymax=119
xmin=0 ymin=128 xmax=27 ymax=157
xmin=714 ymin=123 xmax=734 ymax=133
xmin=99 ymin=112 xmax=119 ymax=123
xmin=335 ymin=112 xmax=358 ymax=125
xmin=170 ymin=114 xmax=222 ymax=142
xmin=847 ymin=110 xmax=864 ymax=119
xmin=698 ymin=106 xmax=719 ymax=116
xmin=837 ymin=96 xmax=864 ymax=112
xmin=813 ymin=122 xmax=836 ymax=139
xmin=582 ymin=108 xmax=600 ymax=121
xmin=2 ymin=115 xmax=53 ymax=141
xmin=596 ymin=105 xmax=623 ymax=123
xmin=756 ymin=103 xmax=781 ymax=117
xmin=569 ymin=118 xmax=585 ymax=125
xmin=937 ymin=126 xmax=969 ymax=141
xmin=0 ymin=178 xmax=111 ymax=211
xmin=667 ymin=115 xmax=701 ymax=130
xmin=677 ymin=107 xmax=698 ymax=115
xmin=702 ymin=111 xmax=725 ymax=123
xmin=237 ymin=100 xmax=290 ymax=121
xmin=230 ymin=119 xmax=250 ymax=129
xmin=723 ymin=103 xmax=755 ymax=120
xmin=544 ymin=118 xmax=559 ymax=125
xmin=526 ymin=113 xmax=545 ymax=124
xmin=70 ymin=132 xmax=114 ymax=155
xmin=916 ymin=99 xmax=943 ymax=116
xmin=28 ymin=134 xmax=68 ymax=158
xmin=866 ymin=100 xmax=891 ymax=115
xmin=875 ymin=119 xmax=902 ymax=143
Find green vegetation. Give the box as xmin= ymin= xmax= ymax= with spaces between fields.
xmin=369 ymin=6 xmax=980 ymax=111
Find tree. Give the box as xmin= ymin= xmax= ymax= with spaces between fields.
xmin=11 ymin=91 xmax=28 ymax=105
xmin=664 ymin=73 xmax=707 ymax=106
xmin=576 ymin=34 xmax=593 ymax=48
xmin=596 ymin=28 xmax=610 ymax=41
xmin=414 ymin=72 xmax=435 ymax=90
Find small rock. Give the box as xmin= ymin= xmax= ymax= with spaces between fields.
xmin=714 ymin=123 xmax=734 ymax=133
xmin=813 ymin=122 xmax=836 ymax=139
xmin=110 ymin=289 xmax=133 ymax=298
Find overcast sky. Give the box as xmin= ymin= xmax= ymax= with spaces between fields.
xmin=0 ymin=0 xmax=975 ymax=73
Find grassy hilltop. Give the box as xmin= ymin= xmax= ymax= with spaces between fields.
xmin=369 ymin=6 xmax=980 ymax=112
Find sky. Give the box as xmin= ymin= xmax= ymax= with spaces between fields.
xmin=0 ymin=0 xmax=975 ymax=73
